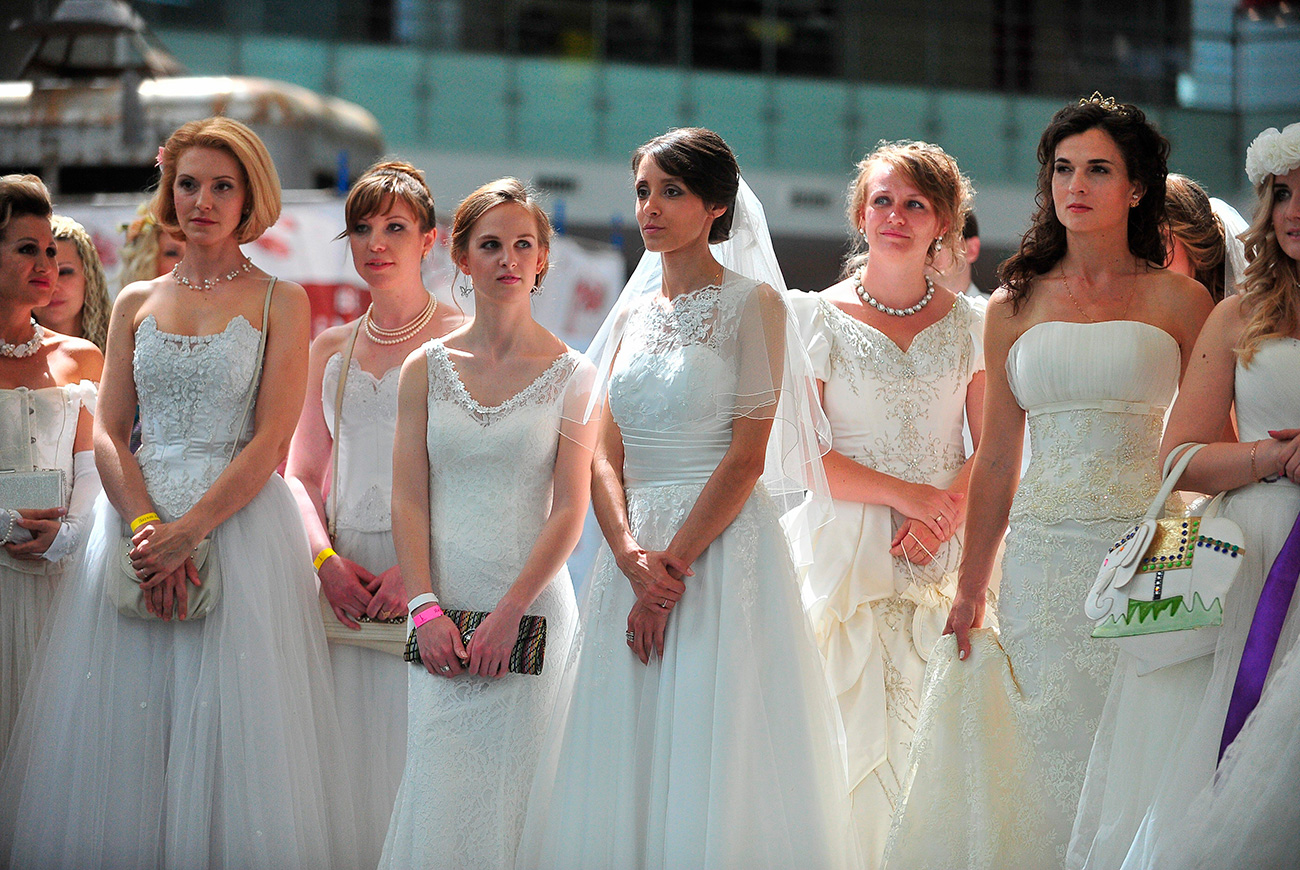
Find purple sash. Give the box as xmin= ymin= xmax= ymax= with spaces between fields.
xmin=1220 ymin=507 xmax=1300 ymax=760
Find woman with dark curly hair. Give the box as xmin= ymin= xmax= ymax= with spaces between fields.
xmin=883 ymin=96 xmax=1213 ymax=868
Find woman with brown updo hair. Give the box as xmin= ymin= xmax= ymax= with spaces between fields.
xmin=885 ymin=96 xmax=1213 ymax=868
xmin=285 ymin=158 xmax=462 ymax=867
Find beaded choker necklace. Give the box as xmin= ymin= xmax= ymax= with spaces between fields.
xmin=853 ymin=269 xmax=935 ymax=317
xmin=363 ymin=294 xmax=437 ymax=345
xmin=172 ymin=258 xmax=254 ymax=292
xmin=0 ymin=318 xmax=43 ymax=358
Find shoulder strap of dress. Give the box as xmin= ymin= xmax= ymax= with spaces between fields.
xmin=226 ymin=277 xmax=276 ymax=465
xmin=327 ymin=317 xmax=363 ymax=539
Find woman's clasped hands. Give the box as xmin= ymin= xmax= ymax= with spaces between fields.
xmin=890 ymin=481 xmax=965 ymax=565
xmin=129 ymin=516 xmax=203 ymax=621
xmin=616 ymin=543 xmax=692 ymax=665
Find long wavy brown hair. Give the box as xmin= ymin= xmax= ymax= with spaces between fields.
xmin=998 ymin=99 xmax=1170 ymax=310
xmin=1165 ymin=174 xmax=1228 ymax=302
xmin=1237 ymin=172 xmax=1300 ymax=363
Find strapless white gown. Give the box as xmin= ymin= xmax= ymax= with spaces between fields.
xmin=0 ymin=314 xmax=357 ymax=869
xmin=516 ymin=275 xmax=859 ymax=869
xmin=1115 ymin=338 xmax=1300 ymax=869
xmin=884 ymin=320 xmax=1179 ymax=868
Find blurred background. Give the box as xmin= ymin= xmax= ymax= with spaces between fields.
xmin=0 ymin=0 xmax=1296 ymax=337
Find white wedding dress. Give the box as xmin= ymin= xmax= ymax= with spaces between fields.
xmin=790 ymin=291 xmax=984 ymax=869
xmin=378 ymin=340 xmax=587 ymax=870
xmin=319 ymin=351 xmax=407 ymax=868
xmin=0 ymin=313 xmax=357 ymax=869
xmin=0 ymin=381 xmax=96 ymax=759
xmin=516 ymin=274 xmax=859 ymax=869
xmin=1114 ymin=338 xmax=1300 ymax=869
xmin=884 ymin=320 xmax=1179 ymax=868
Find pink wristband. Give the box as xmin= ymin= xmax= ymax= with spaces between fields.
xmin=412 ymin=603 xmax=444 ymax=628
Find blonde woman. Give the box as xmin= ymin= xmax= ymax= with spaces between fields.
xmin=118 ymin=200 xmax=186 ymax=289
xmin=32 ymin=215 xmax=112 ymax=349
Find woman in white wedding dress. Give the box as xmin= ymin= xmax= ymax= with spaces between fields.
xmin=0 ymin=118 xmax=357 ymax=869
xmin=884 ymin=97 xmax=1212 ymax=869
xmin=286 ymin=160 xmax=462 ymax=867
xmin=790 ymin=141 xmax=985 ymax=868
xmin=379 ymin=177 xmax=596 ymax=869
xmin=0 ymin=176 xmax=102 ymax=761
xmin=516 ymin=128 xmax=858 ymax=868
xmin=1114 ymin=123 xmax=1300 ymax=870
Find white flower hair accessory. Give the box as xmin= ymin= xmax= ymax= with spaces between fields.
xmin=1245 ymin=121 xmax=1300 ymax=186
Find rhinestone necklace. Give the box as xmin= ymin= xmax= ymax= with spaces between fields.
xmin=0 ymin=318 xmax=43 ymax=358
xmin=854 ymin=269 xmax=935 ymax=317
xmin=172 ymin=258 xmax=254 ymax=292
xmin=363 ymin=294 xmax=437 ymax=345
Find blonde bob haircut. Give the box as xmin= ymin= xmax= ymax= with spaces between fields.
xmin=49 ymin=215 xmax=111 ymax=350
xmin=844 ymin=140 xmax=974 ymax=277
xmin=151 ymin=117 xmax=282 ymax=244
xmin=1237 ymin=171 xmax=1300 ymax=364
xmin=450 ymin=177 xmax=553 ymax=286
xmin=341 ymin=159 xmax=436 ymax=237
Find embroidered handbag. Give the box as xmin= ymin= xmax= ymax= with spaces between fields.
xmin=1085 ymin=442 xmax=1246 ymax=674
xmin=107 ymin=279 xmax=275 ymax=621
xmin=316 ymin=318 xmax=409 ymax=657
xmin=404 ymin=610 xmax=548 ymax=676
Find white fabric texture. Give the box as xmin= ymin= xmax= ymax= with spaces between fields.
xmin=0 ymin=381 xmax=96 ymax=760
xmin=885 ymin=320 xmax=1180 ymax=868
xmin=318 ymin=351 xmax=408 ymax=869
xmin=377 ymin=340 xmax=589 ymax=870
xmin=789 ymin=290 xmax=985 ymax=868
xmin=0 ymin=314 xmax=358 ymax=869
xmin=40 ymin=449 xmax=102 ymax=563
xmin=1110 ymin=338 xmax=1300 ymax=869
xmin=516 ymin=274 xmax=859 ymax=869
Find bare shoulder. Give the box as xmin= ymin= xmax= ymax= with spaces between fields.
xmin=44 ymin=332 xmax=104 ymax=383
xmin=309 ymin=320 xmax=359 ymax=359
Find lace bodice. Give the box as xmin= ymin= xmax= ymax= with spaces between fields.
xmin=423 ymin=340 xmax=593 ymax=611
xmin=322 ymin=353 xmax=400 ymax=533
xmin=793 ymin=292 xmax=983 ymax=488
xmin=1008 ymin=321 xmax=1179 ymax=526
xmin=133 ymin=315 xmax=262 ymax=520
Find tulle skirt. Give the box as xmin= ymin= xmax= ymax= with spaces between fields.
xmin=326 ymin=527 xmax=407 ymax=870
xmin=0 ymin=562 xmax=61 ymax=762
xmin=516 ymin=482 xmax=859 ymax=869
xmin=0 ymin=479 xmax=358 ymax=870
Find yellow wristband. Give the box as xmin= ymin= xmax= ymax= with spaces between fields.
xmin=313 ymin=547 xmax=337 ymax=571
xmin=130 ymin=512 xmax=161 ymax=533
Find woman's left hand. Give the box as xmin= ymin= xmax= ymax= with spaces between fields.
xmin=466 ymin=605 xmax=524 ymax=678
xmin=626 ymin=601 xmax=670 ymax=665
xmin=364 ymin=565 xmax=409 ymax=622
xmin=3 ymin=508 xmax=64 ymax=560
xmin=890 ymin=519 xmax=943 ymax=565
xmin=129 ymin=519 xmax=203 ymax=580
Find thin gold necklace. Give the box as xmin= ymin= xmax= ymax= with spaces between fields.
xmin=1063 ymin=269 xmax=1137 ymax=323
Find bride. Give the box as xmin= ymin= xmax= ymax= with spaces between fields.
xmin=516 ymin=127 xmax=858 ymax=868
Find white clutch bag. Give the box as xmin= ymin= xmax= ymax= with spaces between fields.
xmin=0 ymin=468 xmax=66 ymax=510
xmin=1085 ymin=443 xmax=1245 ymax=674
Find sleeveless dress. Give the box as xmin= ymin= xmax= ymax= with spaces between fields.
xmin=1115 ymin=338 xmax=1300 ymax=869
xmin=516 ymin=276 xmax=859 ymax=869
xmin=0 ymin=314 xmax=357 ymax=869
xmin=790 ymin=292 xmax=984 ymax=869
xmin=378 ymin=340 xmax=587 ymax=869
xmin=884 ymin=320 xmax=1180 ymax=868
xmin=319 ymin=351 xmax=407 ymax=868
xmin=0 ymin=381 xmax=96 ymax=759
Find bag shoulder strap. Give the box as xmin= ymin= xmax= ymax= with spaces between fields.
xmin=228 ymin=277 xmax=276 ymax=465
xmin=327 ymin=317 xmax=363 ymax=539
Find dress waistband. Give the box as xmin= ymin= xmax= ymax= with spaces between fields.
xmin=1027 ymin=398 xmax=1167 ymax=418
xmin=622 ymin=428 xmax=730 ymax=487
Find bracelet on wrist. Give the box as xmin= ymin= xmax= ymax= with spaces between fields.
xmin=412 ymin=603 xmax=444 ymax=628
xmin=130 ymin=511 xmax=161 ymax=533
xmin=408 ymin=591 xmax=440 ymax=613
xmin=0 ymin=508 xmax=16 ymax=544
xmin=312 ymin=546 xmax=337 ymax=571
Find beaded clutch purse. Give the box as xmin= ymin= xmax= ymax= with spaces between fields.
xmin=0 ymin=469 xmax=65 ymax=510
xmin=404 ymin=609 xmax=547 ymax=676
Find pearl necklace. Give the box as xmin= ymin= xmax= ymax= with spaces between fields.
xmin=0 ymin=318 xmax=43 ymax=358
xmin=853 ymin=269 xmax=935 ymax=317
xmin=172 ymin=258 xmax=254 ymax=292
xmin=363 ymin=294 xmax=437 ymax=345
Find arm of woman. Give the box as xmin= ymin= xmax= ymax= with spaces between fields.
xmin=129 ymin=282 xmax=312 ymax=581
xmin=467 ymin=368 xmax=601 ymax=677
xmin=93 ymin=284 xmax=156 ymax=525
xmin=393 ymin=349 xmax=467 ymax=678
xmin=284 ymin=328 xmax=376 ymax=628
xmin=945 ymin=295 xmax=1025 ymax=660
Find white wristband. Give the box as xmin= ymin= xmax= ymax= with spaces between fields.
xmin=408 ymin=592 xmax=440 ymax=614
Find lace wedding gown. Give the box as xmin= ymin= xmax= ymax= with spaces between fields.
xmin=516 ymin=274 xmax=859 ymax=869
xmin=378 ymin=340 xmax=587 ymax=869
xmin=790 ymin=291 xmax=984 ymax=869
xmin=0 ymin=381 xmax=96 ymax=758
xmin=884 ymin=320 xmax=1179 ymax=868
xmin=0 ymin=313 xmax=357 ymax=869
xmin=319 ymin=351 xmax=407 ymax=868
xmin=1114 ymin=338 xmax=1300 ymax=869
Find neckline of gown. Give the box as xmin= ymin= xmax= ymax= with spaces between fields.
xmin=326 ymin=351 xmax=401 ymax=389
xmin=1009 ymin=318 xmax=1179 ymax=360
xmin=430 ymin=340 xmax=572 ymax=414
xmin=819 ymin=291 xmax=963 ymax=356
xmin=137 ymin=313 xmax=258 ymax=342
